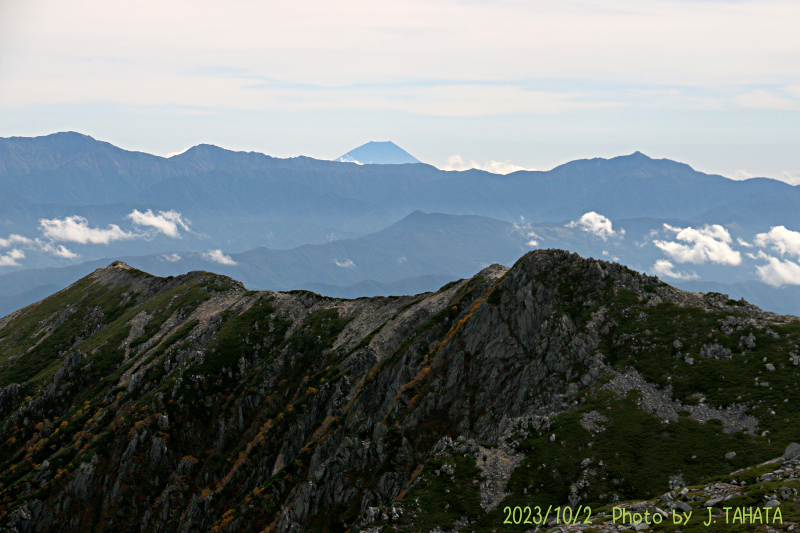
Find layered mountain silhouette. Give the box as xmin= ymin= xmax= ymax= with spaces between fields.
xmin=2 ymin=132 xmax=800 ymax=317
xmin=3 ymin=133 xmax=796 ymax=228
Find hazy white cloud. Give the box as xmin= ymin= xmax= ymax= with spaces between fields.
xmin=735 ymin=90 xmax=799 ymax=111
xmin=441 ymin=155 xmax=533 ymax=174
xmin=751 ymin=251 xmax=800 ymax=287
xmin=333 ymin=258 xmax=355 ymax=268
xmin=780 ymin=171 xmax=800 ymax=186
xmin=337 ymin=155 xmax=362 ymax=165
xmin=50 ymin=244 xmax=78 ymax=259
xmin=162 ymin=253 xmax=182 ymax=262
xmin=601 ymin=250 xmax=620 ymax=261
xmin=201 ymin=249 xmax=237 ymax=265
xmin=397 ymin=256 xmax=407 ymax=263
xmin=512 ymin=220 xmax=540 ymax=246
xmin=127 ymin=209 xmax=190 ymax=238
xmin=652 ymin=259 xmax=698 ymax=280
xmin=567 ymin=212 xmax=623 ymax=240
xmin=731 ymin=170 xmax=754 ymax=181
xmin=786 ymin=85 xmax=800 ymax=99
xmin=1 ymin=233 xmax=78 ymax=260
xmin=754 ymin=226 xmax=800 ymax=258
xmin=3 ymin=0 xmax=799 ymax=111
xmin=33 ymin=240 xmax=79 ymax=259
xmin=39 ymin=215 xmax=135 ymax=244
xmin=513 ymin=220 xmax=540 ymax=243
xmin=0 ymin=234 xmax=33 ymax=248
xmin=737 ymin=238 xmax=753 ymax=248
xmin=729 ymin=169 xmax=800 ymax=186
xmin=0 ymin=249 xmax=25 ymax=267
xmin=654 ymin=224 xmax=741 ymax=265
xmin=165 ymin=147 xmax=190 ymax=158
xmin=391 ymin=85 xmax=620 ymax=117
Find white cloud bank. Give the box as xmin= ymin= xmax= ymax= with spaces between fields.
xmin=39 ymin=210 xmax=189 ymax=246
xmin=0 ymin=234 xmax=32 ymax=248
xmin=567 ymin=212 xmax=623 ymax=240
xmin=337 ymin=156 xmax=362 ymax=165
xmin=745 ymin=226 xmax=800 ymax=286
xmin=201 ymin=250 xmax=237 ymax=266
xmin=652 ymin=259 xmax=698 ymax=280
xmin=653 ymin=224 xmax=741 ymax=265
xmin=39 ymin=216 xmax=135 ymax=244
xmin=333 ymin=259 xmax=356 ymax=268
xmin=51 ymin=245 xmax=77 ymax=259
xmin=2 ymin=208 xmax=191 ymax=267
xmin=0 ymin=249 xmax=25 ymax=267
xmin=0 ymin=232 xmax=77 ymax=264
xmin=127 ymin=209 xmax=190 ymax=238
xmin=37 ymin=242 xmax=79 ymax=259
xmin=754 ymin=226 xmax=800 ymax=258
xmin=748 ymin=251 xmax=800 ymax=287
xmin=441 ymin=155 xmax=532 ymax=175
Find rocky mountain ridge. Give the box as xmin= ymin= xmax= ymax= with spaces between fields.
xmin=0 ymin=250 xmax=799 ymax=532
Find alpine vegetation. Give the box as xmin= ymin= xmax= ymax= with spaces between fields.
xmin=1 ymin=250 xmax=799 ymax=532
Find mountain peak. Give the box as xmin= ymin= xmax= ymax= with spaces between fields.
xmin=47 ymin=131 xmax=97 ymax=141
xmin=336 ymin=141 xmax=420 ymax=165
xmin=615 ymin=151 xmax=652 ymax=161
xmin=108 ymin=260 xmax=132 ymax=269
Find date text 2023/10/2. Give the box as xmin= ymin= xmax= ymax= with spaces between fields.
xmin=502 ymin=505 xmax=784 ymax=528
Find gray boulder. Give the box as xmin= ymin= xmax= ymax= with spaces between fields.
xmin=740 ymin=333 xmax=756 ymax=349
xmin=672 ymin=501 xmax=691 ymax=512
xmin=783 ymin=442 xmax=800 ymax=462
xmin=700 ymin=343 xmax=732 ymax=360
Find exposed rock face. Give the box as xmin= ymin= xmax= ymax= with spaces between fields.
xmin=602 ymin=369 xmax=759 ymax=434
xmin=0 ymin=251 xmax=799 ymax=533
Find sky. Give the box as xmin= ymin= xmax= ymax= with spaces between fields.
xmin=1 ymin=0 xmax=798 ymax=181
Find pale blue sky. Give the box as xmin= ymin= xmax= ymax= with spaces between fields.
xmin=1 ymin=0 xmax=798 ymax=180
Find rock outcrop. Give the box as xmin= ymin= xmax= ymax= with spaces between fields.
xmin=0 ymin=251 xmax=798 ymax=532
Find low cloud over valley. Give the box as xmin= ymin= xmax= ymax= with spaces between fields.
xmin=0 ymin=209 xmax=192 ymax=267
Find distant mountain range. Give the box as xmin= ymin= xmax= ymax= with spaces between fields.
xmin=2 ymin=131 xmax=800 ymax=316
xmin=335 ymin=140 xmax=420 ymax=164
xmin=3 ymin=133 xmax=797 ymax=229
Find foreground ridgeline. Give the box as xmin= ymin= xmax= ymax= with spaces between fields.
xmin=1 ymin=251 xmax=799 ymax=532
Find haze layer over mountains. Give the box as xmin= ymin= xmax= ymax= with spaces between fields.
xmin=2 ymin=131 xmax=800 ymax=316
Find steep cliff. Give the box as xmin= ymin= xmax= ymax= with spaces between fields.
xmin=1 ymin=251 xmax=799 ymax=532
